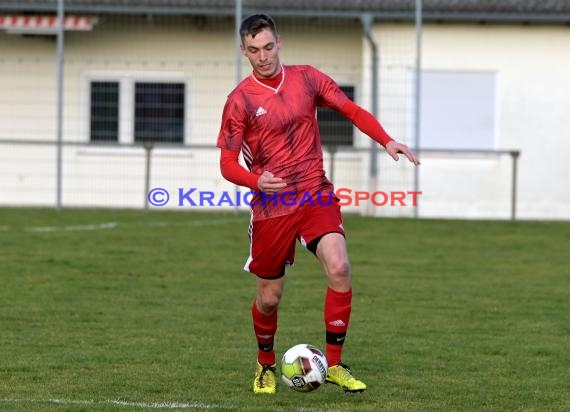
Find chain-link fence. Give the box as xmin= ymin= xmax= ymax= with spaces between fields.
xmin=0 ymin=2 xmax=521 ymax=219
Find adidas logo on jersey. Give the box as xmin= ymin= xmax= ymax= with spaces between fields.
xmin=328 ymin=319 xmax=346 ymax=327
xmin=255 ymin=106 xmax=267 ymax=117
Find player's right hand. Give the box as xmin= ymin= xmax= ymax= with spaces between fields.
xmin=257 ymin=171 xmax=286 ymax=195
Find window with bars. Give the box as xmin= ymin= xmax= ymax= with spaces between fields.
xmin=134 ymin=82 xmax=185 ymax=144
xmin=90 ymin=81 xmax=119 ymax=142
xmin=89 ymin=79 xmax=186 ymax=144
xmin=317 ymin=85 xmax=355 ymax=146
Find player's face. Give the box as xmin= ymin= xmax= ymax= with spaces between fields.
xmin=241 ymin=28 xmax=282 ymax=79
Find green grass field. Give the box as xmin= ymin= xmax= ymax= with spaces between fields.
xmin=0 ymin=208 xmax=568 ymax=411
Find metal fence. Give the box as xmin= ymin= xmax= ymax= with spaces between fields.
xmin=0 ymin=139 xmax=520 ymax=219
xmin=0 ymin=1 xmax=523 ymax=219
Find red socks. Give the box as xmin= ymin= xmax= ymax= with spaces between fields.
xmin=252 ymin=301 xmax=277 ymax=365
xmin=324 ymin=287 xmax=352 ymax=366
xmin=252 ymin=287 xmax=351 ymax=367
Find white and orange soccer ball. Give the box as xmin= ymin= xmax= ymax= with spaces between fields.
xmin=280 ymin=344 xmax=328 ymax=392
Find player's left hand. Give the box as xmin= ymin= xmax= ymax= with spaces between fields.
xmin=386 ymin=141 xmax=421 ymax=166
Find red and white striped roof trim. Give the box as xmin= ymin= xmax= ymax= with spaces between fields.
xmin=0 ymin=15 xmax=97 ymax=33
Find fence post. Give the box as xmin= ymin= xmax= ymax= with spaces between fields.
xmin=327 ymin=145 xmax=337 ymax=184
xmin=143 ymin=143 xmax=154 ymax=212
xmin=413 ymin=0 xmax=423 ymax=219
xmin=362 ymin=14 xmax=379 ymax=218
xmin=55 ymin=0 xmax=65 ymax=211
xmin=510 ymin=150 xmax=520 ymax=221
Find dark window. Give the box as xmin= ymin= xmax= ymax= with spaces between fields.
xmin=90 ymin=81 xmax=119 ymax=142
xmin=134 ymin=82 xmax=185 ymax=144
xmin=317 ymin=85 xmax=355 ymax=146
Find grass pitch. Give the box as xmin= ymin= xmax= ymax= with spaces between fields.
xmin=0 ymin=208 xmax=568 ymax=411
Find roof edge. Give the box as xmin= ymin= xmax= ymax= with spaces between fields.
xmin=0 ymin=4 xmax=568 ymax=24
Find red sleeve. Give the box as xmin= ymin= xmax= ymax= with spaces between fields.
xmin=338 ymin=100 xmax=394 ymax=147
xmin=310 ymin=66 xmax=349 ymax=111
xmin=220 ymin=148 xmax=259 ymax=191
xmin=217 ymin=96 xmax=246 ymax=151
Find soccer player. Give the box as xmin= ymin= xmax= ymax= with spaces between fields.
xmin=217 ymin=14 xmax=420 ymax=394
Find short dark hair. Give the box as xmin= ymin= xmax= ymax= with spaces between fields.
xmin=239 ymin=14 xmax=278 ymax=43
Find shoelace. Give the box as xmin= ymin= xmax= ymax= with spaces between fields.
xmin=259 ymin=364 xmax=276 ymax=388
xmin=332 ymin=363 xmax=355 ymax=380
xmin=337 ymin=363 xmax=353 ymax=374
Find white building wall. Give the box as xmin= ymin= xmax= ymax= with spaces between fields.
xmin=0 ymin=18 xmax=366 ymax=212
xmin=0 ymin=18 xmax=568 ymax=220
xmin=370 ymin=23 xmax=570 ymax=220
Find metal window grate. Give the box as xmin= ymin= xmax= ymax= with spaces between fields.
xmin=134 ymin=82 xmax=185 ymax=144
xmin=318 ymin=85 xmax=354 ymax=146
xmin=90 ymin=81 xmax=119 ymax=142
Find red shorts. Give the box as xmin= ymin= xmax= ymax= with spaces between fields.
xmin=244 ymin=198 xmax=344 ymax=278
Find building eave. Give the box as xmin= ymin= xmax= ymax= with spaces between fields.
xmin=0 ymin=3 xmax=568 ymax=24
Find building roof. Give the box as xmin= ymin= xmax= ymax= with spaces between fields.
xmin=1 ymin=0 xmax=569 ymax=23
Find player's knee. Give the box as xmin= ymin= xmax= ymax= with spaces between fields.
xmin=258 ymin=293 xmax=281 ymax=314
xmin=327 ymin=258 xmax=351 ymax=280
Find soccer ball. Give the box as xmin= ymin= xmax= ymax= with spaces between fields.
xmin=281 ymin=344 xmax=328 ymax=392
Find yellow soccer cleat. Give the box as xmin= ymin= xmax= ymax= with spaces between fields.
xmin=325 ymin=363 xmax=367 ymax=393
xmin=253 ymin=362 xmax=277 ymax=394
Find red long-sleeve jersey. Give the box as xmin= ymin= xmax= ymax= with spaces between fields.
xmin=217 ymin=65 xmax=393 ymax=221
